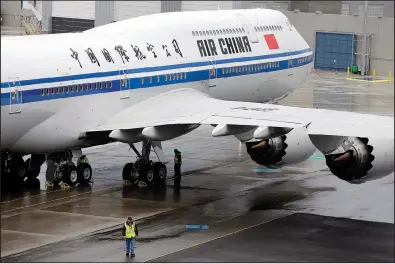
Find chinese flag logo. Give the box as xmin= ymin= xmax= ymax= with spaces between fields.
xmin=264 ymin=34 xmax=279 ymax=50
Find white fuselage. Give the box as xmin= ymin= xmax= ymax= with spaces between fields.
xmin=1 ymin=9 xmax=313 ymax=153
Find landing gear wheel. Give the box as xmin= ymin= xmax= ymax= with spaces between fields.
xmin=132 ymin=167 xmax=141 ymax=182
xmin=122 ymin=163 xmax=134 ymax=185
xmin=61 ymin=165 xmax=80 ymax=187
xmin=153 ymin=163 xmax=167 ymax=185
xmin=51 ymin=166 xmax=62 ymax=187
xmin=143 ymin=167 xmax=155 ymax=186
xmin=25 ymin=158 xmax=41 ymax=179
xmin=78 ymin=163 xmax=92 ymax=184
xmin=10 ymin=156 xmax=26 ymax=183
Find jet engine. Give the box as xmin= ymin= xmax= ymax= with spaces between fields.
xmin=245 ymin=128 xmax=316 ymax=167
xmin=309 ymin=135 xmax=394 ymax=184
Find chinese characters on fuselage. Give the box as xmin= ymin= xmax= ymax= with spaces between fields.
xmin=85 ymin=48 xmax=100 ymax=66
xmin=131 ymin=45 xmax=146 ymax=60
xmin=115 ymin=45 xmax=130 ymax=64
xmin=196 ymin=36 xmax=252 ymax=57
xmin=162 ymin=45 xmax=171 ymax=57
xmin=69 ymin=38 xmax=184 ymax=67
xmin=102 ymin=48 xmax=114 ymax=63
xmin=70 ymin=48 xmax=82 ymax=68
xmin=172 ymin=39 xmax=183 ymax=58
xmin=146 ymin=43 xmax=157 ymax=58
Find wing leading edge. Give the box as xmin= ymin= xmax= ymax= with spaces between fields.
xmin=87 ymin=88 xmax=394 ymax=140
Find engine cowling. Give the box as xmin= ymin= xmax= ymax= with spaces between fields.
xmin=309 ymin=136 xmax=394 ymax=184
xmin=245 ymin=128 xmax=316 ymax=167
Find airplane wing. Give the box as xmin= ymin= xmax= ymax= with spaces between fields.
xmin=87 ymin=88 xmax=394 ymax=140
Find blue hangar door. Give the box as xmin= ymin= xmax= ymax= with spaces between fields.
xmin=314 ymin=32 xmax=355 ymax=71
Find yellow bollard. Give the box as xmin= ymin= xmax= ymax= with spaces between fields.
xmin=389 ymin=71 xmax=393 ymax=83
xmin=372 ymin=69 xmax=376 ymax=80
xmin=347 ymin=67 xmax=350 ymax=77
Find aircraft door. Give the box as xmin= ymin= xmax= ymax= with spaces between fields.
xmin=288 ymin=49 xmax=294 ymax=70
xmin=8 ymin=77 xmax=22 ymax=114
xmin=235 ymin=13 xmax=259 ymax=44
xmin=208 ymin=58 xmax=217 ymax=89
xmin=119 ymin=67 xmax=130 ymax=99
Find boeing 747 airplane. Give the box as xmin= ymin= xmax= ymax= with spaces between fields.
xmin=1 ymin=8 xmax=393 ymax=188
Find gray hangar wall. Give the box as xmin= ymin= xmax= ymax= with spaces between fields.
xmin=283 ymin=11 xmax=394 ymax=76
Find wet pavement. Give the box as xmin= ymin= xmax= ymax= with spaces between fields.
xmin=153 ymin=213 xmax=394 ymax=263
xmin=1 ymin=71 xmax=394 ymax=262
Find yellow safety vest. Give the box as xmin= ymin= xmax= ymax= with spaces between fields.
xmin=124 ymin=223 xmax=136 ymax=238
xmin=77 ymin=156 xmax=89 ymax=166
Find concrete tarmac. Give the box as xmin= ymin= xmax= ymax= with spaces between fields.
xmin=1 ymin=71 xmax=394 ymax=262
xmin=152 ymin=213 xmax=394 ymax=263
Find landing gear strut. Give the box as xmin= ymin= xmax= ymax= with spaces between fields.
xmin=46 ymin=150 xmax=93 ymax=189
xmin=122 ymin=140 xmax=167 ymax=187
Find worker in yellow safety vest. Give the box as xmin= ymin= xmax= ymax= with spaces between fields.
xmin=122 ymin=216 xmax=139 ymax=257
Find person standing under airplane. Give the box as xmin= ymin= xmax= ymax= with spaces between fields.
xmin=174 ymin=149 xmax=182 ymax=190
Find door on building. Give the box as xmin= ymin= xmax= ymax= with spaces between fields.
xmin=314 ymin=32 xmax=355 ymax=71
xmin=119 ymin=67 xmax=130 ymax=99
xmin=208 ymin=58 xmax=217 ymax=89
xmin=8 ymin=77 xmax=22 ymax=114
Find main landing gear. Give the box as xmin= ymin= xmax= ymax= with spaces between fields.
xmin=1 ymin=152 xmax=46 ymax=188
xmin=45 ymin=150 xmax=93 ymax=189
xmin=122 ymin=140 xmax=167 ymax=187
xmin=1 ymin=152 xmax=27 ymax=187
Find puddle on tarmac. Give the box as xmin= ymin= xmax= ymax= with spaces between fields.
xmin=92 ymin=178 xmax=336 ymax=244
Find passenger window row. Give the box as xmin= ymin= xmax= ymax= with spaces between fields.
xmin=297 ymin=55 xmax=313 ymax=64
xmin=192 ymin=28 xmax=246 ymax=37
xmin=38 ymin=56 xmax=313 ymax=97
xmin=254 ymin=25 xmax=282 ymax=32
xmin=140 ymin=72 xmax=188 ymax=84
xmin=192 ymin=25 xmax=282 ymax=37
xmin=41 ymin=81 xmax=113 ymax=96
xmin=222 ymin=61 xmax=280 ymax=74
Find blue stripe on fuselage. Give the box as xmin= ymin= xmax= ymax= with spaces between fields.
xmin=1 ymin=49 xmax=313 ymax=106
xmin=1 ymin=48 xmax=311 ymax=89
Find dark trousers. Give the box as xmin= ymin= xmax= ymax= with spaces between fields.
xmin=174 ymin=164 xmax=181 ymax=189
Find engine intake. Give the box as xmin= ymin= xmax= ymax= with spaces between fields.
xmin=246 ymin=135 xmax=287 ymax=165
xmin=245 ymin=129 xmax=316 ymax=167
xmin=310 ymin=136 xmax=394 ymax=184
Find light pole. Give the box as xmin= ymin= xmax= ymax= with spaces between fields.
xmin=361 ymin=0 xmax=368 ymax=76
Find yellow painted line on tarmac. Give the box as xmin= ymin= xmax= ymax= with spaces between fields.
xmin=346 ymin=78 xmax=390 ymax=83
xmin=1 ymin=188 xmax=66 ymax=204
xmin=2 ymin=186 xmax=118 ymax=214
